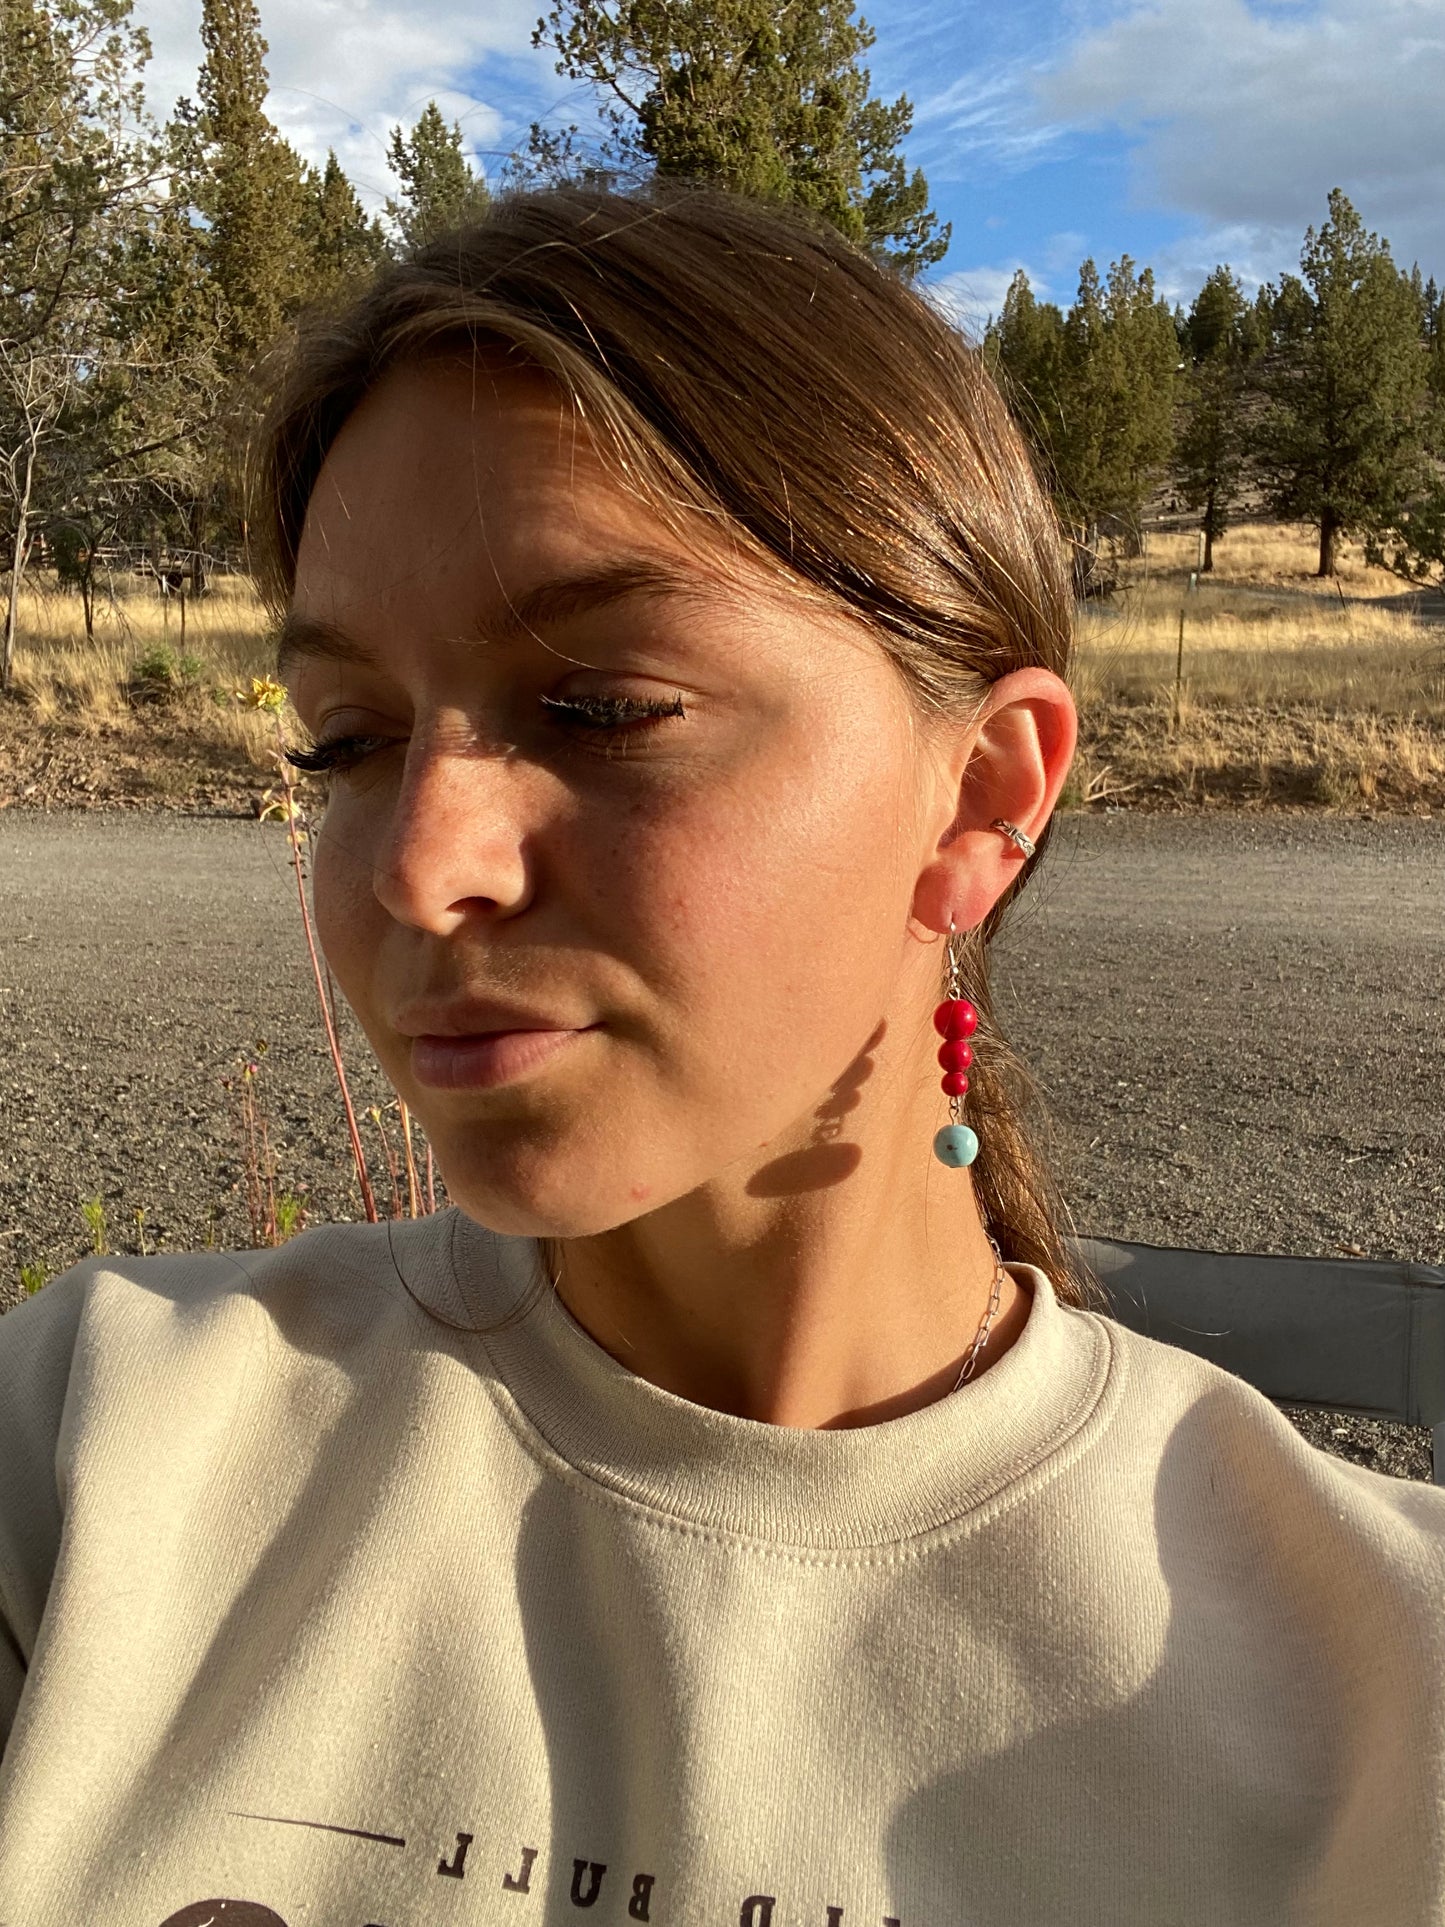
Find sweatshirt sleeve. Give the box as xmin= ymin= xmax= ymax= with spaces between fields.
xmin=0 ymin=1267 xmax=90 ymax=1755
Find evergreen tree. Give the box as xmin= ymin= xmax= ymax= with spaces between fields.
xmin=1051 ymin=255 xmax=1178 ymax=550
xmin=386 ymin=104 xmax=490 ymax=253
xmin=1368 ymin=279 xmax=1445 ymax=592
xmin=1425 ymin=278 xmax=1445 ymax=424
xmin=308 ymin=150 xmax=387 ymax=300
xmin=1177 ymin=266 xmax=1251 ymax=571
xmin=1253 ymin=190 xmax=1429 ymax=576
xmin=529 ymin=0 xmax=949 ymax=275
xmin=177 ymin=0 xmax=311 ymax=376
xmin=95 ymin=179 xmax=226 ymax=581
xmin=984 ymin=270 xmax=1065 ymax=474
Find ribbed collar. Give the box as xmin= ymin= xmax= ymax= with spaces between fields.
xmin=400 ymin=1207 xmax=1113 ymax=1551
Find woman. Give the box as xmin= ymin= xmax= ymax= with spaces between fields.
xmin=0 ymin=185 xmax=1441 ymax=1926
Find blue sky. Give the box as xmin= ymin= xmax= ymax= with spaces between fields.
xmin=140 ymin=0 xmax=1445 ymax=331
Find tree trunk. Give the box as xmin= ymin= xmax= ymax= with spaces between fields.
xmin=1201 ymin=491 xmax=1216 ymax=573
xmin=1317 ymin=508 xmax=1340 ymax=578
xmin=2 ymin=443 xmax=37 ymax=694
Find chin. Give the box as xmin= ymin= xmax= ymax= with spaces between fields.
xmin=432 ymin=1136 xmax=668 ymax=1241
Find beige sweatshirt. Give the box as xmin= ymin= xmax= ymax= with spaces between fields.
xmin=0 ymin=1208 xmax=1442 ymax=1927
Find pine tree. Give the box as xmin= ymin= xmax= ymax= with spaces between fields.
xmin=1425 ymin=278 xmax=1445 ymax=423
xmin=386 ymin=104 xmax=490 ymax=253
xmin=529 ymin=0 xmax=949 ymax=275
xmin=1253 ymin=190 xmax=1428 ymax=577
xmin=1177 ymin=267 xmax=1251 ymax=571
xmin=1368 ymin=278 xmax=1445 ymax=592
xmin=308 ymin=150 xmax=387 ymax=300
xmin=178 ymin=0 xmax=311 ymax=376
xmin=984 ymin=270 xmax=1065 ymax=474
xmin=96 ymin=181 xmax=226 ymax=582
xmin=1051 ymin=256 xmax=1178 ymax=551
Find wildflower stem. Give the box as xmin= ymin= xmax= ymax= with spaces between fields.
xmin=398 ymin=1099 xmax=422 ymax=1218
xmin=370 ymin=1105 xmax=404 ymax=1219
xmin=272 ymin=717 xmax=378 ymax=1224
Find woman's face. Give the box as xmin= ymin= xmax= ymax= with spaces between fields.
xmin=285 ymin=357 xmax=959 ymax=1236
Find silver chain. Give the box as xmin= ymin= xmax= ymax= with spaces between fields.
xmin=951 ymin=1233 xmax=1007 ymax=1391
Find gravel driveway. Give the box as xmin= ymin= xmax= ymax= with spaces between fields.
xmin=2 ymin=809 xmax=1442 ymax=1477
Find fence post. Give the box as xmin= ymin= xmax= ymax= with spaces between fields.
xmin=1172 ymin=572 xmax=1198 ymax=736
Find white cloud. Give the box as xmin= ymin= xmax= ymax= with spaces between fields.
xmin=1039 ymin=0 xmax=1445 ymax=274
xmin=927 ymin=224 xmax=1098 ymax=331
xmin=911 ymin=58 xmax=1072 ymax=177
xmin=927 ymin=261 xmax=1045 ymax=336
xmin=136 ymin=0 xmax=559 ymax=207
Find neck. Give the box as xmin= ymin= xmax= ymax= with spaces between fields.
xmin=550 ymin=1033 xmax=1031 ymax=1430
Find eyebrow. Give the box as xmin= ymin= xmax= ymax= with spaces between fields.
xmin=274 ymin=558 xmax=716 ymax=682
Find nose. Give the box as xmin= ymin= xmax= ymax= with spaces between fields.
xmin=370 ymin=735 xmax=535 ymax=935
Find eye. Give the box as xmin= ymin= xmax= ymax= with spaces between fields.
xmin=540 ymin=691 xmax=687 ymax=737
xmin=283 ymin=734 xmax=393 ymax=776
xmin=284 ymin=690 xmax=689 ymax=780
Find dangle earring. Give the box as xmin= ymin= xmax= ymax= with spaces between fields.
xmin=932 ymin=921 xmax=980 ymax=1168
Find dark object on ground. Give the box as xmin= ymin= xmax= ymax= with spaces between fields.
xmin=1083 ymin=1237 xmax=1445 ymax=1482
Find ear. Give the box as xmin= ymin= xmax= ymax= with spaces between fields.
xmin=910 ymin=667 xmax=1077 ymax=936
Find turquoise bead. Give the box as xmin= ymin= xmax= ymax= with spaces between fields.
xmin=933 ymin=1124 xmax=979 ymax=1168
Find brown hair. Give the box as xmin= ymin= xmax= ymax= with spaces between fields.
xmin=254 ymin=181 xmax=1096 ymax=1309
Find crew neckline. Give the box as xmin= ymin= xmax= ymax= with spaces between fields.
xmin=422 ymin=1207 xmax=1114 ymax=1550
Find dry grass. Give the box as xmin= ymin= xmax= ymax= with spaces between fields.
xmin=0 ymin=572 xmax=290 ymax=810
xmin=1136 ymin=521 xmax=1430 ymax=595
xmin=4 ymin=527 xmax=1445 ymax=813
xmin=5 ymin=573 xmax=281 ymax=778
xmin=1072 ymin=523 xmax=1445 ymax=812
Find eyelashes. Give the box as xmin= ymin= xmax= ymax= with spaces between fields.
xmin=537 ymin=691 xmax=686 ymax=728
xmin=283 ymin=736 xmax=388 ymax=776
xmin=283 ymin=691 xmax=688 ymax=778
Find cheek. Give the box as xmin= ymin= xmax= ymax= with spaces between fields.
xmin=311 ymin=811 xmax=388 ymax=1020
xmin=590 ymin=715 xmax=922 ymax=1094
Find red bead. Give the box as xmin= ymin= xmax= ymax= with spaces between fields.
xmin=941 ymin=1071 xmax=970 ymax=1097
xmin=937 ymin=1039 xmax=974 ymax=1073
xmin=933 ymin=998 xmax=978 ymax=1040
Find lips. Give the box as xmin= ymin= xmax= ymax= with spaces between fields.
xmin=395 ymin=999 xmax=584 ymax=1039
xmin=408 ymin=1025 xmax=595 ymax=1091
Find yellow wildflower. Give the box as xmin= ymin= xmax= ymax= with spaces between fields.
xmin=237 ymin=675 xmax=288 ymax=712
xmin=256 ymin=787 xmax=306 ymax=826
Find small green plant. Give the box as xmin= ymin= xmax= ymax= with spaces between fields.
xmin=20 ymin=1262 xmax=49 ymax=1296
xmin=274 ymin=1193 xmax=307 ymax=1241
xmin=128 ymin=642 xmax=205 ymax=705
xmin=80 ymin=1196 xmax=108 ymax=1255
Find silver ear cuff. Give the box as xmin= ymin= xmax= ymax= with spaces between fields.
xmin=990 ymin=818 xmax=1036 ymax=859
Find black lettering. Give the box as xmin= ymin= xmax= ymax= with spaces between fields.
xmin=629 ymin=1874 xmax=656 ymax=1921
xmin=503 ymin=1846 xmax=540 ymax=1894
xmin=571 ymin=1860 xmax=607 ymax=1908
xmin=741 ymin=1899 xmax=776 ymax=1927
xmin=826 ymin=1911 xmax=843 ymax=1927
xmin=883 ymin=1917 xmax=901 ymax=1926
xmin=438 ymin=1832 xmax=473 ymax=1879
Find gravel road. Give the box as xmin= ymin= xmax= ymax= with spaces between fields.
xmin=2 ymin=809 xmax=1442 ymax=1477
